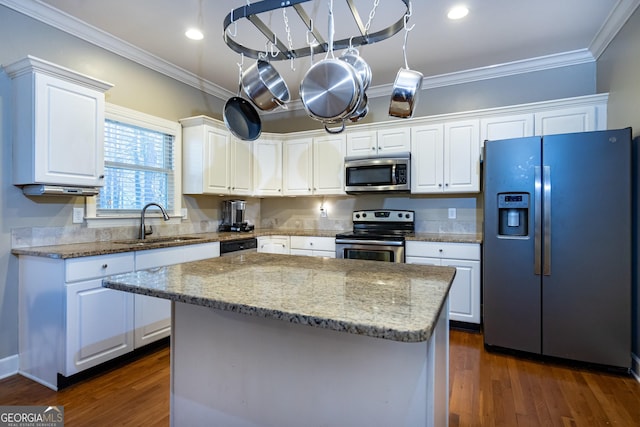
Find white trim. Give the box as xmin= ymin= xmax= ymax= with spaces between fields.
xmin=632 ymin=353 xmax=640 ymax=383
xmin=1 ymin=0 xmax=636 ymax=106
xmin=590 ymin=0 xmax=640 ymax=59
xmin=0 ymin=354 xmax=19 ymax=380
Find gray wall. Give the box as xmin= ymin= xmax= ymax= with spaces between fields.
xmin=0 ymin=3 xmax=600 ymax=363
xmin=596 ymin=6 xmax=640 ymax=369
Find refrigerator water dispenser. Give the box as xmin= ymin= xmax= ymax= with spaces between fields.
xmin=498 ymin=193 xmax=529 ymax=237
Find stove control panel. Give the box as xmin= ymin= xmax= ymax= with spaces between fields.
xmin=353 ymin=210 xmax=414 ymax=222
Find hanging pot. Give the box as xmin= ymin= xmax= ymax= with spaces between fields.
xmin=223 ymin=96 xmax=262 ymax=141
xmin=300 ymin=58 xmax=363 ymax=133
xmin=349 ymin=93 xmax=369 ymax=123
xmin=388 ymin=68 xmax=423 ymax=119
xmin=339 ymin=47 xmax=372 ymax=90
xmin=242 ymin=59 xmax=290 ymax=111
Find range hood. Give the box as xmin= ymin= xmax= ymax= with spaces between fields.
xmin=22 ymin=184 xmax=100 ymax=197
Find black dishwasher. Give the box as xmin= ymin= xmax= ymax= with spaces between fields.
xmin=220 ymin=237 xmax=257 ymax=256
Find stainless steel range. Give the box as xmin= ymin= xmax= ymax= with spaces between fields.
xmin=335 ymin=210 xmax=415 ymax=263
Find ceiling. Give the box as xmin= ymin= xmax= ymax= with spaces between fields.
xmin=10 ymin=0 xmax=639 ymax=103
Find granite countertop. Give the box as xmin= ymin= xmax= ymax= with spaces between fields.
xmin=103 ymin=252 xmax=456 ymax=343
xmin=11 ymin=229 xmax=482 ymax=259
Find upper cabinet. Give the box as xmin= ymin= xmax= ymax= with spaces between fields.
xmin=181 ymin=116 xmax=253 ymax=195
xmin=480 ymin=113 xmax=535 ymax=146
xmin=254 ymin=136 xmax=283 ymax=196
xmin=283 ymin=137 xmax=313 ymax=196
xmin=346 ymin=128 xmax=410 ymax=157
xmin=534 ymin=105 xmax=597 ymax=136
xmin=4 ymin=56 xmax=113 ymax=188
xmin=412 ymin=120 xmax=481 ymax=194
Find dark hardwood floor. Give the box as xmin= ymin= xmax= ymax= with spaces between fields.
xmin=1 ymin=330 xmax=638 ymax=426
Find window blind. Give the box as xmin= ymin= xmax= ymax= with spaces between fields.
xmin=98 ymin=119 xmax=175 ymax=215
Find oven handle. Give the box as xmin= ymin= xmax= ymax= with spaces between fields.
xmin=335 ymin=239 xmax=405 ymax=246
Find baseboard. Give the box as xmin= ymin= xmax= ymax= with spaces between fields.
xmin=0 ymin=354 xmax=19 ymax=380
xmin=632 ymin=353 xmax=640 ymax=383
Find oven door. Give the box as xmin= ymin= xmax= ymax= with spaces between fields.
xmin=335 ymin=240 xmax=405 ymax=263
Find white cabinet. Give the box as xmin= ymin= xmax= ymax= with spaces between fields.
xmin=5 ymin=56 xmax=112 ymax=187
xmin=480 ymin=114 xmax=534 ymax=146
xmin=283 ymin=137 xmax=313 ymax=196
xmin=406 ymin=241 xmax=481 ymax=325
xmin=181 ymin=116 xmax=253 ymax=196
xmin=534 ymin=106 xmax=597 ymax=136
xmin=258 ymin=236 xmax=290 ymax=254
xmin=253 ymin=137 xmax=283 ymax=196
xmin=133 ymin=242 xmax=219 ymax=348
xmin=290 ymin=236 xmax=336 ymax=258
xmin=346 ymin=127 xmax=410 ymax=157
xmin=313 ymin=133 xmax=346 ymax=195
xmin=411 ymin=120 xmax=480 ymax=194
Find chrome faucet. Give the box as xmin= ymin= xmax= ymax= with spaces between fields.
xmin=139 ymin=202 xmax=170 ymax=239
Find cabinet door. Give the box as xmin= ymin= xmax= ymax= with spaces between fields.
xmin=346 ymin=130 xmax=376 ymax=157
xmin=283 ymin=137 xmax=313 ymax=196
xmin=230 ymin=137 xmax=253 ymax=195
xmin=441 ymin=259 xmax=481 ymax=324
xmin=33 ymin=73 xmax=105 ymax=187
xmin=377 ymin=127 xmax=410 ymax=155
xmin=134 ymin=294 xmax=170 ymax=349
xmin=203 ymin=126 xmax=231 ymax=194
xmin=480 ymin=114 xmax=534 ymax=147
xmin=534 ymin=106 xmax=597 ymax=136
xmin=65 ymin=279 xmax=134 ymax=375
xmin=253 ymin=138 xmax=283 ymax=196
xmin=313 ymin=133 xmax=346 ymax=195
xmin=444 ymin=120 xmax=480 ymax=193
xmin=411 ymin=124 xmax=444 ymax=193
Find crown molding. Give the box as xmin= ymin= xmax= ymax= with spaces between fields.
xmin=590 ymin=0 xmax=640 ymax=59
xmin=1 ymin=0 xmax=636 ymax=107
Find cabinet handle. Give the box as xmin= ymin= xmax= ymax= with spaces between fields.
xmin=438 ymin=183 xmax=442 ymax=187
xmin=445 ymin=183 xmax=449 ymax=187
xmin=371 ymin=147 xmax=375 ymax=151
xmin=99 ymin=175 xmax=105 ymax=179
xmin=438 ymin=249 xmax=443 ymax=253
xmin=101 ymin=264 xmax=108 ymax=269
xmin=310 ymin=242 xmax=313 ymax=246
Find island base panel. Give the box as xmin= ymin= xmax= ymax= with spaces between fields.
xmin=170 ymin=300 xmax=449 ymax=427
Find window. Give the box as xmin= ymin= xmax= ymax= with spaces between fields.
xmin=86 ymin=104 xmax=182 ymax=222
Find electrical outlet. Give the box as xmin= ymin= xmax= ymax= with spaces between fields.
xmin=448 ymin=208 xmax=457 ymax=219
xmin=181 ymin=208 xmax=188 ymax=219
xmin=72 ymin=207 xmax=84 ymax=224
xmin=320 ymin=207 xmax=327 ymax=218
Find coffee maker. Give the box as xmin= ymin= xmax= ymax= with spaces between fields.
xmin=219 ymin=200 xmax=254 ymax=232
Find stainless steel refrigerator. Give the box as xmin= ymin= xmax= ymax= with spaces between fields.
xmin=483 ymin=128 xmax=632 ymax=370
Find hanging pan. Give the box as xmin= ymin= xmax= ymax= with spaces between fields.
xmin=389 ymin=5 xmax=423 ymax=119
xmin=224 ymin=59 xmax=262 ymax=141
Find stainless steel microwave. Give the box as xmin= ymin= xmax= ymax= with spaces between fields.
xmin=344 ymin=156 xmax=410 ymax=193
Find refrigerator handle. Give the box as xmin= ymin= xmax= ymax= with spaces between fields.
xmin=534 ymin=166 xmax=542 ymax=275
xmin=543 ymin=165 xmax=551 ymax=276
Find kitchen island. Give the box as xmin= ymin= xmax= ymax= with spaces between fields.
xmin=103 ymin=252 xmax=455 ymax=427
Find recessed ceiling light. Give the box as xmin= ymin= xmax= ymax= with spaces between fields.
xmin=447 ymin=6 xmax=469 ymax=20
xmin=185 ymin=28 xmax=204 ymax=40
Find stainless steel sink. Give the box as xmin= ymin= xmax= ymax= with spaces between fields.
xmin=113 ymin=236 xmax=204 ymax=246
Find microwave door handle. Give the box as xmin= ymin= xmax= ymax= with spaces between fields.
xmin=391 ymin=164 xmax=397 ymax=185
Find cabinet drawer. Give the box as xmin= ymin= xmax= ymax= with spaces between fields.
xmin=135 ymin=242 xmax=220 ymax=270
xmin=65 ymin=253 xmax=135 ymax=283
xmin=405 ymin=241 xmax=480 ymax=260
xmin=290 ymin=236 xmax=335 ymax=252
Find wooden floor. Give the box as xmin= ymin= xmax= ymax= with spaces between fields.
xmin=1 ymin=330 xmax=638 ymax=426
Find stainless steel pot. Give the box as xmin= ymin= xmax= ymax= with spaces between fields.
xmin=388 ymin=68 xmax=423 ymax=119
xmin=300 ymin=58 xmax=363 ymax=133
xmin=339 ymin=47 xmax=372 ymax=90
xmin=242 ymin=60 xmax=290 ymax=111
xmin=349 ymin=93 xmax=368 ymax=123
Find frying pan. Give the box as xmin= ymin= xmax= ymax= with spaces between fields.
xmin=223 ymin=64 xmax=262 ymax=141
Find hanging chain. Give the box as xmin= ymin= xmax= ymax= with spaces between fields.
xmin=364 ymin=0 xmax=381 ymax=36
xmin=282 ymin=8 xmax=295 ymax=70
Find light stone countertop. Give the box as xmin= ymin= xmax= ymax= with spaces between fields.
xmin=11 ymin=229 xmax=481 ymax=259
xmin=103 ymin=252 xmax=456 ymax=343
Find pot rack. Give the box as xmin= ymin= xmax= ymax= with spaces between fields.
xmin=223 ymin=0 xmax=411 ymax=61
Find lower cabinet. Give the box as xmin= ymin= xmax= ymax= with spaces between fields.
xmin=289 ymin=236 xmax=336 ymax=258
xmin=257 ymin=236 xmax=290 ymax=254
xmin=406 ymin=241 xmax=481 ymax=325
xmin=18 ymin=242 xmax=220 ymax=389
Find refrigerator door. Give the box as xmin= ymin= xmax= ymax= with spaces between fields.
xmin=483 ymin=137 xmax=542 ymax=353
xmin=542 ymin=129 xmax=631 ymax=368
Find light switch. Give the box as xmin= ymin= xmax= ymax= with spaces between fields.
xmin=448 ymin=208 xmax=457 ymax=219
xmin=72 ymin=207 xmax=84 ymax=224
